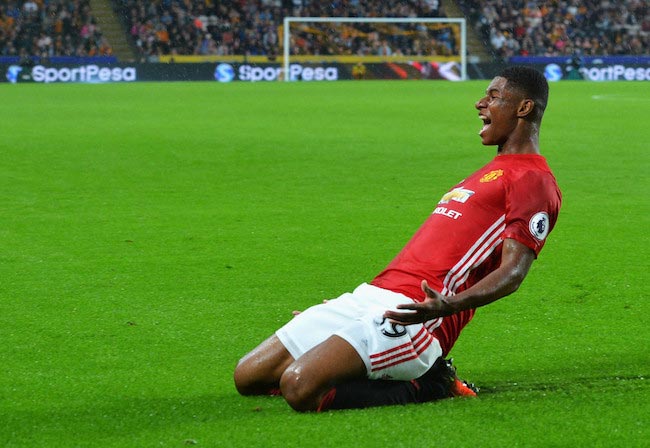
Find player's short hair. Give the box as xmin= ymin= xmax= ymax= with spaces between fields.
xmin=499 ymin=66 xmax=549 ymax=121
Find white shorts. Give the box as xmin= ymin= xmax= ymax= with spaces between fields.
xmin=275 ymin=283 xmax=443 ymax=380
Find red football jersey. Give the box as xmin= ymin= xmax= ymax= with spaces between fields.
xmin=371 ymin=154 xmax=562 ymax=355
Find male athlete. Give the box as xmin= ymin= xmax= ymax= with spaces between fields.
xmin=234 ymin=66 xmax=562 ymax=412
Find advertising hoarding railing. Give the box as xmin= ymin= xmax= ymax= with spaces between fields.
xmin=2 ymin=57 xmax=649 ymax=84
xmin=509 ymin=56 xmax=650 ymax=82
xmin=1 ymin=60 xmax=465 ymax=84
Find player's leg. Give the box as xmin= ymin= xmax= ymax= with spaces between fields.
xmin=278 ymin=302 xmax=446 ymax=411
xmin=279 ymin=334 xmax=367 ymax=412
xmin=306 ymin=285 xmax=454 ymax=411
xmin=279 ymin=329 xmax=459 ymax=412
xmin=234 ymin=334 xmax=295 ymax=396
xmin=235 ymin=290 xmax=362 ymax=397
xmin=279 ymin=341 xmax=427 ymax=413
xmin=319 ymin=357 xmax=478 ymax=411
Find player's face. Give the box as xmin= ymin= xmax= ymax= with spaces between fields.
xmin=475 ymin=77 xmax=521 ymax=147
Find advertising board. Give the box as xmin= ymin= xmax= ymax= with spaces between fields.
xmin=4 ymin=58 xmax=647 ymax=84
xmin=1 ymin=61 xmax=463 ymax=84
xmin=509 ymin=56 xmax=650 ymax=82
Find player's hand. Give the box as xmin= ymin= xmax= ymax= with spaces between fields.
xmin=383 ymin=280 xmax=454 ymax=325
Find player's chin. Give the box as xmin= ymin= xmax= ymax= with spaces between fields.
xmin=478 ymin=133 xmax=499 ymax=146
xmin=479 ymin=136 xmax=494 ymax=146
xmin=478 ymin=130 xmax=492 ymax=146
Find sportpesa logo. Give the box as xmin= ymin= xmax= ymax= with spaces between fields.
xmin=214 ymin=63 xmax=338 ymax=82
xmin=215 ymin=63 xmax=235 ymax=82
xmin=544 ymin=64 xmax=563 ymax=82
xmin=6 ymin=65 xmax=22 ymax=83
xmin=5 ymin=64 xmax=137 ymax=83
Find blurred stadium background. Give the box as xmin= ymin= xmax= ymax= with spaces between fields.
xmin=1 ymin=0 xmax=648 ymax=83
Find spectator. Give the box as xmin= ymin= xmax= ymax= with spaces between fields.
xmin=0 ymin=0 xmax=111 ymax=58
xmin=490 ymin=28 xmax=506 ymax=52
xmin=118 ymin=0 xmax=647 ymax=60
xmin=115 ymin=0 xmax=450 ymax=60
xmin=458 ymin=0 xmax=649 ymax=58
xmin=3 ymin=0 xmax=646 ymax=61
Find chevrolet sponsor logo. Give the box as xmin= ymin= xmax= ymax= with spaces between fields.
xmin=439 ymin=187 xmax=475 ymax=204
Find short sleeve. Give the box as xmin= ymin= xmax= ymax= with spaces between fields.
xmin=503 ymin=170 xmax=562 ymax=256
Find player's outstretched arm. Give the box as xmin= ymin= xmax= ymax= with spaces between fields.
xmin=384 ymin=238 xmax=536 ymax=325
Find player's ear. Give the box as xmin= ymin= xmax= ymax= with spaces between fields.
xmin=517 ymin=99 xmax=535 ymax=119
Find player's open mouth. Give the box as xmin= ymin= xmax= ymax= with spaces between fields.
xmin=479 ymin=115 xmax=491 ymax=136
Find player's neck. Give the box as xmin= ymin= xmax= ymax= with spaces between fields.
xmin=497 ymin=124 xmax=540 ymax=155
xmin=497 ymin=140 xmax=540 ymax=155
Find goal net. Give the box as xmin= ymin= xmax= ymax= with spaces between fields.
xmin=282 ymin=17 xmax=467 ymax=81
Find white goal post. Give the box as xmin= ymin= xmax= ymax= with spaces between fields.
xmin=282 ymin=16 xmax=467 ymax=81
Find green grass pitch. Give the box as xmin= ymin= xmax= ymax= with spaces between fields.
xmin=1 ymin=79 xmax=648 ymax=447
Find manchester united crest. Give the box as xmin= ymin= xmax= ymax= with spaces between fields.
xmin=480 ymin=169 xmax=504 ymax=183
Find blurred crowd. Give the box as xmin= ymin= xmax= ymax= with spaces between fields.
xmin=1 ymin=0 xmax=648 ymax=61
xmin=114 ymin=0 xmax=451 ymax=60
xmin=0 ymin=0 xmax=112 ymax=59
xmin=459 ymin=0 xmax=649 ymax=58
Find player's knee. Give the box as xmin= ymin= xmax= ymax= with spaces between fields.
xmin=233 ymin=358 xmax=258 ymax=396
xmin=279 ymin=368 xmax=319 ymax=412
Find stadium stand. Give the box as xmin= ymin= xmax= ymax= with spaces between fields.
xmin=112 ymin=0 xmax=448 ymax=61
xmin=458 ymin=0 xmax=649 ymax=59
xmin=0 ymin=0 xmax=112 ymax=58
xmin=1 ymin=1 xmax=648 ymax=62
xmin=112 ymin=0 xmax=650 ymax=60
